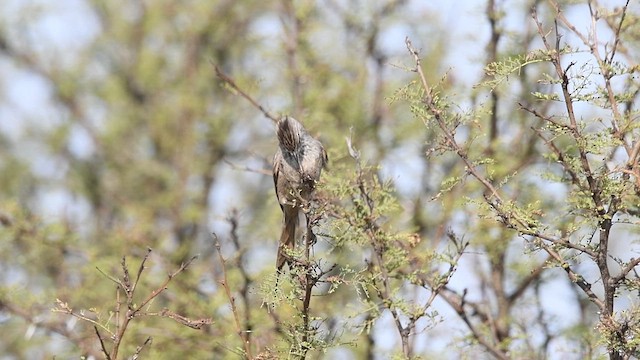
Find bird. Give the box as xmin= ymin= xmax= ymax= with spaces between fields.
xmin=273 ymin=116 xmax=327 ymax=271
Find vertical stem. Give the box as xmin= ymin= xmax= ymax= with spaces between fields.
xmin=485 ymin=0 xmax=501 ymax=154
xmin=300 ymin=215 xmax=313 ymax=358
xmin=281 ymin=0 xmax=304 ymax=115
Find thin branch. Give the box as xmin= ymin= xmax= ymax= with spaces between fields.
xmin=137 ymin=255 xmax=198 ymax=312
xmin=405 ymin=37 xmax=502 ymax=203
xmin=519 ymin=102 xmax=571 ymax=130
xmin=351 ymin=145 xmax=410 ymax=357
xmin=439 ymin=289 xmax=510 ymax=360
xmin=110 ymin=252 xmax=198 ymax=359
xmin=223 ymin=159 xmax=272 ymax=176
xmin=409 ymin=233 xmax=468 ymax=326
xmin=226 ymin=210 xmax=254 ymax=353
xmin=212 ymin=63 xmax=278 ymax=123
xmin=95 ymin=266 xmax=124 ymax=288
xmin=214 ymin=234 xmax=253 ymax=359
xmin=300 ymin=218 xmax=313 ymax=355
xmin=613 ymin=257 xmax=640 ymax=284
xmin=519 ymin=221 xmax=597 ymax=257
xmin=132 ymin=248 xmax=153 ymax=296
xmin=131 ymin=337 xmax=152 ymax=360
xmin=508 ymin=255 xmax=552 ymax=304
xmin=94 ymin=326 xmax=111 ymax=360
xmin=607 ymin=0 xmax=631 ymax=64
xmin=148 ymin=308 xmax=213 ymax=329
xmin=52 ymin=299 xmax=112 ymax=334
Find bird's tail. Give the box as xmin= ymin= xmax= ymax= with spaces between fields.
xmin=276 ymin=206 xmax=297 ymax=271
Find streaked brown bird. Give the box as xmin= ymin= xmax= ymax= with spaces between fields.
xmin=273 ymin=116 xmax=327 ymax=271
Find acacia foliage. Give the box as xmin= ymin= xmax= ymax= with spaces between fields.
xmin=0 ymin=1 xmax=639 ymax=359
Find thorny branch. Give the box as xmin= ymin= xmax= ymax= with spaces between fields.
xmin=404 ymin=0 xmax=640 ymax=356
xmin=530 ymin=5 xmax=635 ymax=320
xmin=282 ymin=193 xmax=335 ymax=358
xmin=347 ymin=137 xmax=411 ymax=356
xmin=549 ymin=0 xmax=640 ymax=191
xmin=404 ymin=36 xmax=606 ymax=310
xmin=550 ymin=0 xmax=630 ymax=155
xmin=346 ymin=135 xmax=467 ymax=358
xmin=300 ymin=206 xmax=323 ymax=357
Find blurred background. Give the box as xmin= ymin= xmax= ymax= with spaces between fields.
xmin=1 ymin=0 xmax=638 ymax=359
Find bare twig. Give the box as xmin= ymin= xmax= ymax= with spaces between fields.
xmin=132 ymin=248 xmax=152 ymax=296
xmin=52 ymin=299 xmax=112 ymax=334
xmin=223 ymin=159 xmax=272 ymax=176
xmin=613 ymin=258 xmax=640 ymax=284
xmin=212 ymin=63 xmax=278 ymax=123
xmin=148 ymin=308 xmax=213 ymax=329
xmin=214 ymin=234 xmax=253 ymax=359
xmin=607 ymin=0 xmax=631 ymax=64
xmin=226 ymin=210 xmax=255 ymax=354
xmin=94 ymin=326 xmax=111 ymax=360
xmin=95 ymin=266 xmax=123 ymax=287
xmin=131 ymin=337 xmax=152 ymax=360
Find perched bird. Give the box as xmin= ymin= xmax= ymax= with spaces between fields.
xmin=273 ymin=116 xmax=327 ymax=271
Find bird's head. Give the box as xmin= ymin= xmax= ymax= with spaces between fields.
xmin=276 ymin=116 xmax=304 ymax=155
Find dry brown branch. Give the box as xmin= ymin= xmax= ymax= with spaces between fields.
xmin=131 ymin=337 xmax=152 ymax=360
xmin=613 ymin=257 xmax=640 ymax=284
xmin=148 ymin=308 xmax=213 ymax=329
xmin=94 ymin=326 xmax=111 ymax=360
xmin=223 ymin=159 xmax=273 ymax=176
xmin=213 ymin=64 xmax=278 ymax=123
xmin=214 ymin=234 xmax=253 ymax=359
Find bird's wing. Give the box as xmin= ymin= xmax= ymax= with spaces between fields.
xmin=273 ymin=150 xmax=284 ymax=211
xmin=321 ymin=146 xmax=329 ymax=170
